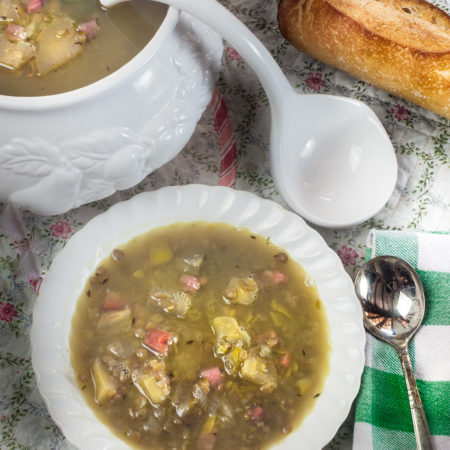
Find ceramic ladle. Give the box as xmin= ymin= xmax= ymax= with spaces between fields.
xmin=101 ymin=0 xmax=398 ymax=228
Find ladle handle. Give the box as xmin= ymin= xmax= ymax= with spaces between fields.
xmin=165 ymin=0 xmax=294 ymax=106
xmin=397 ymin=346 xmax=433 ymax=450
xmin=102 ymin=0 xmax=294 ymax=110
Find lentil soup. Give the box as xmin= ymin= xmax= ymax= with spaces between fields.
xmin=70 ymin=222 xmax=330 ymax=449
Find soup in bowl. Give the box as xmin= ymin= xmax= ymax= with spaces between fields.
xmin=0 ymin=3 xmax=222 ymax=215
xmin=31 ymin=185 xmax=366 ymax=449
xmin=71 ymin=220 xmax=331 ymax=449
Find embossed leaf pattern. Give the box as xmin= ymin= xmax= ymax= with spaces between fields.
xmin=75 ymin=179 xmax=116 ymax=207
xmin=0 ymin=138 xmax=61 ymax=177
xmin=62 ymin=128 xmax=140 ymax=178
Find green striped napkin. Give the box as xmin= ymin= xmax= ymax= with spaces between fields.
xmin=353 ymin=230 xmax=450 ymax=450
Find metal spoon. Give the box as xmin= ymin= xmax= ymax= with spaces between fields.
xmin=101 ymin=0 xmax=398 ymax=228
xmin=355 ymin=255 xmax=433 ymax=450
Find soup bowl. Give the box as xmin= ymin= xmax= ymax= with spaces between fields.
xmin=31 ymin=185 xmax=365 ymax=449
xmin=0 ymin=9 xmax=222 ymax=215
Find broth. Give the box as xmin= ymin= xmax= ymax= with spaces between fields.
xmin=70 ymin=222 xmax=330 ymax=449
xmin=0 ymin=0 xmax=167 ymax=96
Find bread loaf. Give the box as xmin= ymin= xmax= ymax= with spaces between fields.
xmin=278 ymin=0 xmax=450 ymax=119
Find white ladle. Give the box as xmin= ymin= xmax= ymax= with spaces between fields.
xmin=102 ymin=0 xmax=398 ymax=228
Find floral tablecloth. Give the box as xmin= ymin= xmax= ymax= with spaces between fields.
xmin=1 ymin=0 xmax=449 ymax=449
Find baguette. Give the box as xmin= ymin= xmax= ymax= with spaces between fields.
xmin=278 ymin=0 xmax=450 ymax=119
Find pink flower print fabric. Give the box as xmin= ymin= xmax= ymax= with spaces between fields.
xmin=337 ymin=245 xmax=359 ymax=266
xmin=0 ymin=302 xmax=18 ymax=322
xmin=50 ymin=221 xmax=72 ymax=239
xmin=305 ymin=72 xmax=325 ymax=91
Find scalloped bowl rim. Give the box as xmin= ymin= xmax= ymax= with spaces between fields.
xmin=30 ymin=185 xmax=365 ymax=449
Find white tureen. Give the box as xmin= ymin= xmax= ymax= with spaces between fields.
xmin=0 ymin=9 xmax=222 ymax=215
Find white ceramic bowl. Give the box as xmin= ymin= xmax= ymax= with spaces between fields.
xmin=0 ymin=10 xmax=222 ymax=215
xmin=31 ymin=185 xmax=365 ymax=449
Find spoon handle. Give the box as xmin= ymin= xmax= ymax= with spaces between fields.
xmin=397 ymin=346 xmax=433 ymax=450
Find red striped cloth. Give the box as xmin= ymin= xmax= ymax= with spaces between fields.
xmin=210 ymin=89 xmax=238 ymax=188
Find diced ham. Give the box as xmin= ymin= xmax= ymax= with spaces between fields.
xmin=77 ymin=19 xmax=99 ymax=41
xmin=6 ymin=24 xmax=27 ymax=41
xmin=26 ymin=0 xmax=43 ymax=13
xmin=250 ymin=406 xmax=264 ymax=423
xmin=100 ymin=291 xmax=124 ymax=311
xmin=256 ymin=330 xmax=278 ymax=347
xmin=179 ymin=273 xmax=201 ymax=292
xmin=280 ymin=352 xmax=291 ymax=368
xmin=144 ymin=328 xmax=173 ymax=356
xmin=260 ymin=270 xmax=287 ymax=287
xmin=200 ymin=367 xmax=224 ymax=388
xmin=197 ymin=432 xmax=216 ymax=450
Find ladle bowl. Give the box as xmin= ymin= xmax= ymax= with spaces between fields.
xmin=102 ymin=0 xmax=398 ymax=227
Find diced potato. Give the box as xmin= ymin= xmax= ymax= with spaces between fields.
xmin=222 ymin=346 xmax=248 ymax=376
xmin=223 ymin=276 xmax=259 ymax=305
xmin=23 ymin=12 xmax=44 ymax=40
xmin=140 ymin=373 xmax=169 ymax=404
xmin=211 ymin=316 xmax=251 ymax=355
xmin=211 ymin=316 xmax=240 ymax=342
xmin=34 ymin=17 xmax=85 ymax=75
xmin=92 ymin=358 xmax=117 ymax=404
xmin=240 ymin=355 xmax=277 ymax=393
xmin=149 ymin=288 xmax=192 ymax=318
xmin=132 ymin=361 xmax=170 ymax=405
xmin=133 ymin=269 xmax=144 ymax=278
xmin=0 ymin=0 xmax=21 ymax=22
xmin=0 ymin=33 xmax=36 ymax=70
xmin=96 ymin=309 xmax=132 ymax=335
xmin=201 ymin=414 xmax=216 ymax=434
xmin=149 ymin=241 xmax=173 ymax=266
xmin=296 ymin=378 xmax=311 ymax=396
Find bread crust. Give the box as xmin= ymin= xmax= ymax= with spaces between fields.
xmin=278 ymin=0 xmax=450 ymax=118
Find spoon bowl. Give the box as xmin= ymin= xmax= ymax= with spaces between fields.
xmin=101 ymin=0 xmax=397 ymax=228
xmin=354 ymin=255 xmax=425 ymax=345
xmin=355 ymin=255 xmax=433 ymax=450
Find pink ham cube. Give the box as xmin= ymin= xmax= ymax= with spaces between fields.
xmin=77 ymin=20 xmax=99 ymax=41
xmin=179 ymin=274 xmax=201 ymax=292
xmin=6 ymin=24 xmax=27 ymax=41
xmin=200 ymin=367 xmax=224 ymax=388
xmin=27 ymin=0 xmax=43 ymax=13
xmin=261 ymin=270 xmax=287 ymax=287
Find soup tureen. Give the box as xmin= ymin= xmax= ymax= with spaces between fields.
xmin=0 ymin=9 xmax=222 ymax=215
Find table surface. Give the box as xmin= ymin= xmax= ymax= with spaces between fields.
xmin=0 ymin=0 xmax=449 ymax=449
